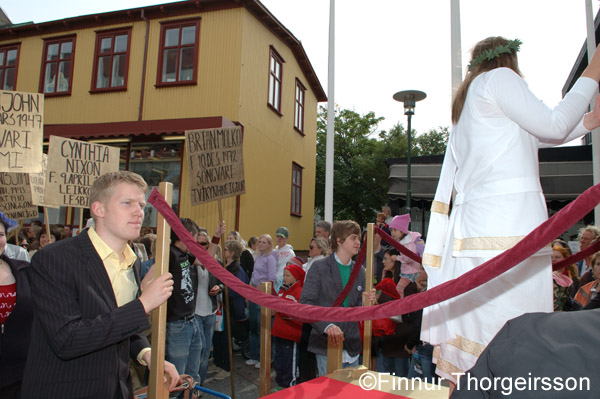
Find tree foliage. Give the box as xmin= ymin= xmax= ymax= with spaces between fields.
xmin=315 ymin=106 xmax=449 ymax=227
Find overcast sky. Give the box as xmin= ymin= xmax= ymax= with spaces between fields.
xmin=3 ymin=0 xmax=599 ymax=137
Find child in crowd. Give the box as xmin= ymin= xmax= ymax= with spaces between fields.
xmin=388 ymin=214 xmax=424 ymax=282
xmin=272 ymin=263 xmax=306 ymax=388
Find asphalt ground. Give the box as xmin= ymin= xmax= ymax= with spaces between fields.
xmin=200 ymin=349 xmax=279 ymax=399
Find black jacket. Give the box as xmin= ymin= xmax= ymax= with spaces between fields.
xmin=0 ymin=254 xmax=33 ymax=389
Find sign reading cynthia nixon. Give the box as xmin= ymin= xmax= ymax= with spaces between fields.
xmin=185 ymin=126 xmax=245 ymax=205
xmin=45 ymin=136 xmax=120 ymax=208
xmin=0 ymin=90 xmax=44 ymax=173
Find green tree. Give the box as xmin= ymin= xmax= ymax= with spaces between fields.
xmin=315 ymin=106 xmax=448 ymax=226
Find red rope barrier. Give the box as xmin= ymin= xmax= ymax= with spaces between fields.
xmin=148 ymin=182 xmax=600 ymax=322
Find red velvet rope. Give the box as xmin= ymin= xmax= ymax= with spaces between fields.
xmin=148 ymin=182 xmax=600 ymax=323
xmin=330 ymin=225 xmax=422 ymax=307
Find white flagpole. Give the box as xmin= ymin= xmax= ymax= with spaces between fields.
xmin=450 ymin=0 xmax=463 ymax=96
xmin=324 ymin=0 xmax=335 ymax=223
xmin=585 ymin=0 xmax=600 ymax=223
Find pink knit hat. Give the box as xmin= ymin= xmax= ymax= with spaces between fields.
xmin=389 ymin=214 xmax=410 ymax=234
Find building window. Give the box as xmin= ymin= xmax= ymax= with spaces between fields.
xmin=0 ymin=44 xmax=20 ymax=90
xmin=294 ymin=79 xmax=306 ymax=134
xmin=91 ymin=29 xmax=131 ymax=92
xmin=268 ymin=46 xmax=284 ymax=114
xmin=291 ymin=162 xmax=302 ymax=216
xmin=157 ymin=19 xmax=200 ymax=87
xmin=40 ymin=36 xmax=76 ymax=96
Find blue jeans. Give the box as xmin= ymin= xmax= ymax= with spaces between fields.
xmin=248 ymin=301 xmax=260 ymax=361
xmin=315 ymin=354 xmax=359 ymax=377
xmin=195 ymin=313 xmax=216 ymax=384
xmin=166 ymin=318 xmax=203 ymax=383
xmin=407 ymin=343 xmax=437 ymax=383
xmin=375 ymin=349 xmax=410 ymax=378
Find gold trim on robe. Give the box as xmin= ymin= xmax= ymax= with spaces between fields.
xmin=453 ymin=235 xmax=525 ymax=252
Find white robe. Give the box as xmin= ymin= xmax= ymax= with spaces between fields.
xmin=421 ymin=68 xmax=597 ymax=383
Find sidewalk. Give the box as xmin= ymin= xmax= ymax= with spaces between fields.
xmin=202 ymin=351 xmax=278 ymax=399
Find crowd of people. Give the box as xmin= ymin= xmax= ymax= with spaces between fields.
xmin=4 ymin=35 xmax=600 ymax=399
xmin=4 ymin=184 xmax=597 ymax=399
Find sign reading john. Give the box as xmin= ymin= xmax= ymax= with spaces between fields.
xmin=45 ymin=136 xmax=120 ymax=208
xmin=0 ymin=90 xmax=44 ymax=173
xmin=0 ymin=172 xmax=39 ymax=220
xmin=185 ymin=126 xmax=245 ymax=205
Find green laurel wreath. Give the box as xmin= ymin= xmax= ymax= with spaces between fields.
xmin=467 ymin=39 xmax=522 ymax=71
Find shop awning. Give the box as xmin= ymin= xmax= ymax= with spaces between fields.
xmin=386 ymin=145 xmax=593 ymax=202
xmin=44 ymin=117 xmax=238 ymax=140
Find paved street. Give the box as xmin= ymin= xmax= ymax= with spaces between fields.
xmin=201 ymin=350 xmax=278 ymax=399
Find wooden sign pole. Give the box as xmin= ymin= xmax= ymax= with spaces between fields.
xmin=258 ymin=281 xmax=272 ymax=397
xmin=219 ymin=199 xmax=236 ymax=399
xmin=362 ymin=223 xmax=374 ymax=369
xmin=148 ymin=182 xmax=173 ymax=399
xmin=44 ymin=208 xmax=50 ymax=239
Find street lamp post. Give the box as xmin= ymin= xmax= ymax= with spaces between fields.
xmin=393 ymin=90 xmax=426 ymax=217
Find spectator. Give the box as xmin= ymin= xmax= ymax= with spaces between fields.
xmin=314 ymin=221 xmax=331 ymax=241
xmin=0 ymin=211 xmax=33 ymax=399
xmin=388 ymin=214 xmax=424 ymax=282
xmin=575 ymin=225 xmax=600 ymax=283
xmin=227 ymin=230 xmax=254 ymax=278
xmin=574 ymin=251 xmax=600 ymax=308
xmin=373 ymin=274 xmax=418 ymax=378
xmin=382 ymin=205 xmax=394 ymax=225
xmin=551 ymin=245 xmax=578 ymax=311
xmin=247 ymin=234 xmax=277 ymax=368
xmin=272 ymin=263 xmax=306 ymax=388
xmin=247 ymin=236 xmax=258 ymax=258
xmin=22 ymin=171 xmax=178 ymax=398
xmin=165 ymin=218 xmax=202 ymax=390
xmin=212 ymin=240 xmax=249 ymax=380
xmin=194 ymin=231 xmax=221 ymax=386
xmin=274 ymin=227 xmax=295 ymax=291
xmin=300 ymin=220 xmax=375 ymax=376
xmin=303 ymin=237 xmax=329 ymax=274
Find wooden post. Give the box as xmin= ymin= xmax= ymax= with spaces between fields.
xmin=326 ymin=335 xmax=343 ymax=374
xmin=362 ymin=223 xmax=374 ymax=369
xmin=148 ymin=182 xmax=173 ymax=399
xmin=219 ymin=199 xmax=236 ymax=399
xmin=78 ymin=208 xmax=84 ymax=233
xmin=43 ymin=207 xmax=51 ymax=239
xmin=258 ymin=281 xmax=272 ymax=397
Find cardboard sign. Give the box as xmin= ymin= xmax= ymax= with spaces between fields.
xmin=29 ymin=153 xmax=58 ymax=208
xmin=185 ymin=126 xmax=245 ymax=205
xmin=0 ymin=90 xmax=44 ymax=173
xmin=0 ymin=172 xmax=39 ymax=220
xmin=45 ymin=136 xmax=120 ymax=208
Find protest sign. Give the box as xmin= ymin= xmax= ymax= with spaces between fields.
xmin=29 ymin=153 xmax=58 ymax=208
xmin=45 ymin=136 xmax=120 ymax=208
xmin=0 ymin=171 xmax=39 ymax=220
xmin=0 ymin=90 xmax=44 ymax=173
xmin=185 ymin=126 xmax=245 ymax=205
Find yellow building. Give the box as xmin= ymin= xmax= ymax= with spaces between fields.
xmin=0 ymin=0 xmax=326 ymax=250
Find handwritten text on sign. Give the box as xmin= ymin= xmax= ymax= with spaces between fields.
xmin=45 ymin=136 xmax=120 ymax=208
xmin=185 ymin=126 xmax=245 ymax=205
xmin=29 ymin=153 xmax=58 ymax=208
xmin=0 ymin=91 xmax=44 ymax=173
xmin=0 ymin=172 xmax=39 ymax=220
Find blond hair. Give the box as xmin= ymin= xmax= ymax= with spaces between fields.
xmin=452 ymin=37 xmax=522 ymax=124
xmin=89 ymin=171 xmax=148 ymax=220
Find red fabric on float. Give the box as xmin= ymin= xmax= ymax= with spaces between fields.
xmin=148 ymin=182 xmax=600 ymax=323
xmin=262 ymin=375 xmax=409 ymax=398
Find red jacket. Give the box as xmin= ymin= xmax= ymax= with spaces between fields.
xmin=271 ymin=281 xmax=303 ymax=342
